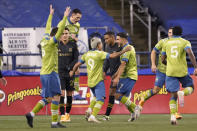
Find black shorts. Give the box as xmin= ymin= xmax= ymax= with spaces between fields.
xmin=60 ymin=76 xmax=75 ymax=91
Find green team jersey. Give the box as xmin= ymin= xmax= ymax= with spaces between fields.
xmin=120 ymin=44 xmax=138 ymax=80
xmin=80 ymin=50 xmax=109 ymax=87
xmin=40 ymin=14 xmax=67 ymax=75
xmin=58 ymin=17 xmax=80 ymax=41
xmin=162 ymin=37 xmax=191 ymax=77
xmin=154 ymin=38 xmax=168 ymax=73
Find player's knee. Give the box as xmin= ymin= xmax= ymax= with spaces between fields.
xmin=61 ymin=90 xmax=65 ymax=96
xmin=45 ymin=97 xmax=52 ymax=103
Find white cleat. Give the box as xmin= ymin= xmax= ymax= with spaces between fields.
xmin=85 ymin=109 xmax=92 ymax=121
xmin=102 ymin=115 xmax=110 ymax=121
xmin=88 ymin=115 xmax=101 ymax=123
xmin=178 ymin=91 xmax=184 ymax=107
xmin=134 ymin=105 xmax=142 ymax=119
xmin=128 ymin=113 xmax=135 ymax=122
xmin=171 ymin=114 xmax=177 ymax=125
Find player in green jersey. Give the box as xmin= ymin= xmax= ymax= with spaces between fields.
xmin=69 ymin=37 xmax=131 ymax=123
xmin=139 ymin=27 xmax=182 ymax=119
xmin=25 ymin=5 xmax=70 ymax=128
xmin=161 ymin=26 xmax=197 ymax=125
xmin=112 ymin=32 xmax=141 ymax=122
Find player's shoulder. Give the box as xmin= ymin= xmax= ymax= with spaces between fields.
xmin=75 ymin=22 xmax=80 ymax=27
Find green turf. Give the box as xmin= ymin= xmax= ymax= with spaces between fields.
xmin=0 ymin=114 xmax=197 ymax=131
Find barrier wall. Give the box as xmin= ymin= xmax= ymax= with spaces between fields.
xmin=0 ymin=75 xmax=196 ymax=115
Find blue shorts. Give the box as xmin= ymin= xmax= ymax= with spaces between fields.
xmin=166 ymin=74 xmax=194 ymax=93
xmin=116 ymin=78 xmax=136 ymax=97
xmin=40 ymin=71 xmax=61 ymax=98
xmin=90 ymin=81 xmax=105 ymax=102
xmin=154 ymin=70 xmax=166 ymax=88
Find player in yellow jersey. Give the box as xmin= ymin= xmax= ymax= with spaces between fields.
xmin=25 ymin=5 xmax=70 ymax=128
xmin=70 ymin=37 xmax=131 ymax=123
xmin=161 ymin=26 xmax=197 ymax=125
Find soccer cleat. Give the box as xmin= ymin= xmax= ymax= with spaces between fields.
xmin=60 ymin=115 xmax=67 ymax=122
xmin=64 ymin=113 xmax=71 ymax=122
xmin=85 ymin=109 xmax=91 ymax=121
xmin=88 ymin=115 xmax=101 ymax=123
xmin=51 ymin=122 xmax=66 ymax=128
xmin=171 ymin=114 xmax=177 ymax=125
xmin=102 ymin=115 xmax=110 ymax=121
xmin=134 ymin=105 xmax=142 ymax=119
xmin=178 ymin=91 xmax=184 ymax=107
xmin=128 ymin=113 xmax=135 ymax=122
xmin=25 ymin=113 xmax=33 ymax=128
xmin=139 ymin=94 xmax=145 ymax=107
xmin=175 ymin=112 xmax=182 ymax=120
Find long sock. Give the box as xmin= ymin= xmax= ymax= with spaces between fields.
xmin=92 ymin=101 xmax=104 ymax=117
xmin=169 ymin=97 xmax=177 ymax=115
xmin=105 ymin=96 xmax=115 ymax=116
xmin=51 ymin=101 xmax=59 ymax=124
xmin=182 ymin=87 xmax=193 ymax=96
xmin=143 ymin=89 xmax=155 ymax=101
xmin=32 ymin=99 xmax=48 ymax=115
xmin=89 ymin=97 xmax=96 ymax=110
xmin=120 ymin=96 xmax=136 ymax=113
xmin=59 ymin=96 xmax=65 ymax=115
xmin=74 ymin=75 xmax=79 ymax=92
xmin=66 ymin=96 xmax=72 ymax=114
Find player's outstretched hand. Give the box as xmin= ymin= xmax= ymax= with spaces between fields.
xmin=64 ymin=6 xmax=71 ymax=17
xmin=50 ymin=4 xmax=54 ymax=15
xmin=0 ymin=77 xmax=7 ymax=86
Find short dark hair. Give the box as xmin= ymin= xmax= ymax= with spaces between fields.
xmin=72 ymin=8 xmax=82 ymax=14
xmin=104 ymin=31 xmax=115 ymax=37
xmin=64 ymin=27 xmax=69 ymax=31
xmin=117 ymin=32 xmax=128 ymax=39
xmin=50 ymin=27 xmax=58 ymax=37
xmin=172 ymin=26 xmax=182 ymax=36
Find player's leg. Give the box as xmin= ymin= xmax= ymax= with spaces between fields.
xmin=103 ymin=82 xmax=116 ymax=121
xmin=166 ymin=76 xmax=179 ymax=125
xmin=88 ymin=81 xmax=105 ymax=123
xmin=139 ymin=70 xmax=165 ymax=106
xmin=59 ymin=76 xmax=66 ymax=122
xmin=178 ymin=75 xmax=194 ymax=107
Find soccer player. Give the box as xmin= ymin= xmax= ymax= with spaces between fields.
xmin=69 ymin=37 xmax=131 ymax=123
xmin=58 ymin=27 xmax=79 ymax=122
xmin=102 ymin=31 xmax=122 ymax=121
xmin=25 ymin=5 xmax=70 ymax=128
xmin=139 ymin=27 xmax=182 ymax=119
xmin=113 ymin=32 xmax=141 ymax=122
xmin=161 ymin=26 xmax=197 ymax=125
xmin=58 ymin=8 xmax=82 ymax=98
xmin=0 ymin=70 xmax=7 ymax=99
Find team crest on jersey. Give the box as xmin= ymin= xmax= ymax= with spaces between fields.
xmin=69 ymin=48 xmax=73 ymax=52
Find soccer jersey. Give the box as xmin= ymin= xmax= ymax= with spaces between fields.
xmin=162 ymin=37 xmax=191 ymax=77
xmin=58 ymin=17 xmax=80 ymax=41
xmin=40 ymin=14 xmax=67 ymax=75
xmin=120 ymin=44 xmax=138 ymax=80
xmin=80 ymin=50 xmax=110 ymax=87
xmin=154 ymin=38 xmax=168 ymax=74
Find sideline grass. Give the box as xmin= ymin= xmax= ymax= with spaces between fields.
xmin=0 ymin=114 xmax=197 ymax=131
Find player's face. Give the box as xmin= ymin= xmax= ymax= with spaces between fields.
xmin=168 ymin=29 xmax=173 ymax=38
xmin=104 ymin=35 xmax=112 ymax=45
xmin=116 ymin=36 xmax=123 ymax=46
xmin=61 ymin=30 xmax=69 ymax=41
xmin=71 ymin=13 xmax=82 ymax=24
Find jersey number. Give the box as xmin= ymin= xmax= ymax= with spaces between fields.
xmin=88 ymin=58 xmax=94 ymax=70
xmin=171 ymin=46 xmax=178 ymax=58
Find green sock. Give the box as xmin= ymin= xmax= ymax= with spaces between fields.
xmin=74 ymin=76 xmax=79 ymax=92
xmin=51 ymin=101 xmax=59 ymax=123
xmin=89 ymin=97 xmax=96 ymax=110
xmin=32 ymin=100 xmax=45 ymax=114
xmin=169 ymin=99 xmax=177 ymax=115
xmin=144 ymin=89 xmax=154 ymax=101
xmin=92 ymin=101 xmax=104 ymax=117
xmin=120 ymin=96 xmax=136 ymax=113
xmin=183 ymin=87 xmax=193 ymax=96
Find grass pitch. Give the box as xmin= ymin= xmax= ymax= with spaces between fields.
xmin=0 ymin=114 xmax=197 ymax=131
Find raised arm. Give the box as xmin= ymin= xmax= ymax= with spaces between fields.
xmin=186 ymin=48 xmax=197 ymax=76
xmin=45 ymin=4 xmax=54 ymax=34
xmin=109 ymin=46 xmax=131 ymax=58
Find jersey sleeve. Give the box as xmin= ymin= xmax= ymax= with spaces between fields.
xmin=184 ymin=40 xmax=192 ymax=50
xmin=45 ymin=14 xmax=53 ymax=34
xmin=154 ymin=39 xmax=163 ymax=53
xmin=100 ymin=51 xmax=110 ymax=60
xmin=121 ymin=52 xmax=129 ymax=62
xmin=161 ymin=44 xmax=166 ymax=55
xmin=80 ymin=53 xmax=86 ymax=64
